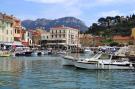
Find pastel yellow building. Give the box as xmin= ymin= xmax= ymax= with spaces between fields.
xmin=0 ymin=13 xmax=14 ymax=43
xmin=131 ymin=28 xmax=135 ymax=39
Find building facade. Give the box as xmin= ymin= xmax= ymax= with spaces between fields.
xmin=131 ymin=28 xmax=135 ymax=39
xmin=32 ymin=29 xmax=44 ymax=47
xmin=21 ymin=29 xmax=33 ymax=47
xmin=0 ymin=13 xmax=15 ymax=49
xmin=0 ymin=13 xmax=14 ymax=43
xmin=41 ymin=26 xmax=80 ymax=50
xmin=13 ymin=18 xmax=22 ymax=42
xmin=41 ymin=30 xmax=50 ymax=48
xmin=12 ymin=17 xmax=25 ymax=46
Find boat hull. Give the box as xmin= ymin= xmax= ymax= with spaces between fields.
xmin=74 ymin=62 xmax=134 ymax=69
xmin=61 ymin=56 xmax=75 ymax=66
xmin=0 ymin=54 xmax=11 ymax=57
xmin=15 ymin=51 xmax=32 ymax=57
xmin=0 ymin=51 xmax=11 ymax=57
xmin=32 ymin=51 xmax=47 ymax=56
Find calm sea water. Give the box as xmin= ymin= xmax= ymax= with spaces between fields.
xmin=0 ymin=55 xmax=135 ymax=89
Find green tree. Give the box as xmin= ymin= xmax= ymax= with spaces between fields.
xmin=110 ymin=42 xmax=119 ymax=46
xmin=128 ymin=41 xmax=133 ymax=45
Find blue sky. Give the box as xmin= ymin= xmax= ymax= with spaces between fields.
xmin=1 ymin=0 xmax=135 ymax=26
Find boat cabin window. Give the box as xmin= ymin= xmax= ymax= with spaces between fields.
xmin=99 ymin=54 xmax=110 ymax=59
xmin=93 ymin=53 xmax=100 ymax=58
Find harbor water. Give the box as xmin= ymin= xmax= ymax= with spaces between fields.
xmin=0 ymin=55 xmax=135 ymax=89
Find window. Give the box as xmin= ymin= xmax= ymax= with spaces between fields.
xmin=7 ymin=30 xmax=8 ymax=34
xmin=63 ymin=34 xmax=65 ymax=38
xmin=59 ymin=35 xmax=61 ymax=38
xmin=11 ymin=37 xmax=12 ymax=41
xmin=99 ymin=54 xmax=110 ymax=59
xmin=15 ymin=29 xmax=17 ymax=33
xmin=17 ymin=30 xmax=20 ymax=34
xmin=11 ymin=30 xmax=12 ymax=35
xmin=52 ymin=35 xmax=53 ymax=38
xmin=47 ymin=36 xmax=48 ymax=39
xmin=22 ymin=34 xmax=25 ymax=40
xmin=63 ymin=30 xmax=65 ymax=33
xmin=10 ymin=23 xmax=13 ymax=27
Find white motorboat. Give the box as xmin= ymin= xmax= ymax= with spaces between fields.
xmin=32 ymin=50 xmax=50 ymax=56
xmin=41 ymin=50 xmax=49 ymax=55
xmin=74 ymin=53 xmax=134 ymax=69
xmin=57 ymin=50 xmax=67 ymax=55
xmin=61 ymin=55 xmax=76 ymax=66
xmin=114 ymin=46 xmax=129 ymax=58
xmin=61 ymin=51 xmax=100 ymax=66
xmin=32 ymin=50 xmax=44 ymax=56
xmin=13 ymin=47 xmax=32 ymax=56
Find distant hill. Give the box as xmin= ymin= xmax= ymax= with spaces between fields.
xmin=22 ymin=17 xmax=88 ymax=32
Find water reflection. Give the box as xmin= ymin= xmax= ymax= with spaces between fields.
xmin=76 ymin=69 xmax=135 ymax=89
xmin=0 ymin=59 xmax=23 ymax=73
xmin=0 ymin=57 xmax=134 ymax=89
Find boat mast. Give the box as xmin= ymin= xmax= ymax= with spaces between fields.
xmin=77 ymin=29 xmax=80 ymax=57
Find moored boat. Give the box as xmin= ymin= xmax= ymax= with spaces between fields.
xmin=0 ymin=51 xmax=11 ymax=57
xmin=84 ymin=47 xmax=94 ymax=54
xmin=61 ymin=55 xmax=76 ymax=66
xmin=74 ymin=53 xmax=134 ymax=69
xmin=32 ymin=50 xmax=49 ymax=56
xmin=13 ymin=47 xmax=32 ymax=57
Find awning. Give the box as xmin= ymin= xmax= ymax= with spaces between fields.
xmin=4 ymin=42 xmax=13 ymax=45
xmin=4 ymin=41 xmax=23 ymax=46
xmin=22 ymin=42 xmax=29 ymax=46
xmin=13 ymin=41 xmax=23 ymax=46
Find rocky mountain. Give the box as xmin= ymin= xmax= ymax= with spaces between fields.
xmin=22 ymin=17 xmax=88 ymax=32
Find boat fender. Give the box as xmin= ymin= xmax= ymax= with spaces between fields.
xmin=101 ymin=61 xmax=104 ymax=69
xmin=130 ymin=63 xmax=133 ymax=67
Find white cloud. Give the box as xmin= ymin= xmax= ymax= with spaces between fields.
xmin=96 ymin=0 xmax=115 ymax=3
xmin=25 ymin=0 xmax=135 ymax=4
xmin=25 ymin=0 xmax=75 ymax=4
xmin=23 ymin=0 xmax=135 ymax=26
xmin=96 ymin=0 xmax=132 ymax=4
xmin=92 ymin=0 xmax=135 ymax=6
xmin=40 ymin=5 xmax=82 ymax=19
xmin=24 ymin=0 xmax=82 ymax=17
